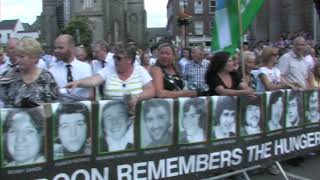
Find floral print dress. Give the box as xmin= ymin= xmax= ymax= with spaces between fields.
xmin=0 ymin=68 xmax=60 ymax=108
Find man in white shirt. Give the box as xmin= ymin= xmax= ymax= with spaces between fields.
xmin=91 ymin=40 xmax=115 ymax=74
xmin=49 ymin=34 xmax=93 ymax=101
xmin=277 ymin=36 xmax=310 ymax=89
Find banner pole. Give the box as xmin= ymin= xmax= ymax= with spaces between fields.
xmin=275 ymin=161 xmax=290 ymax=180
xmin=237 ymin=0 xmax=245 ymax=80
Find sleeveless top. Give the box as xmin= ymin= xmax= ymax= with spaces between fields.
xmin=155 ymin=64 xmax=184 ymax=91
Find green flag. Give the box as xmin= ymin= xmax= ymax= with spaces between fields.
xmin=212 ymin=0 xmax=265 ymax=54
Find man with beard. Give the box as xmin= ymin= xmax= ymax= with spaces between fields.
xmin=212 ymin=96 xmax=237 ymax=139
xmin=306 ymin=91 xmax=320 ymax=123
xmin=100 ymin=101 xmax=133 ymax=152
xmin=142 ymin=99 xmax=172 ymax=148
xmin=54 ymin=102 xmax=91 ymax=159
xmin=49 ymin=34 xmax=93 ymax=100
xmin=242 ymin=100 xmax=262 ymax=135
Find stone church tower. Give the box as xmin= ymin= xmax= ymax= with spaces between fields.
xmin=41 ymin=0 xmax=59 ymax=50
xmin=126 ymin=0 xmax=147 ymax=45
xmin=41 ymin=0 xmax=147 ymax=51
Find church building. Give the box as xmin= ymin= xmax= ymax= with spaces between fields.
xmin=41 ymin=0 xmax=147 ymax=50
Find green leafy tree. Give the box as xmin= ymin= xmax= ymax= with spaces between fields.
xmin=62 ymin=16 xmax=92 ymax=47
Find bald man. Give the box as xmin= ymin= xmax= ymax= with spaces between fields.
xmin=277 ymin=36 xmax=310 ymax=89
xmin=49 ymin=34 xmax=93 ymax=101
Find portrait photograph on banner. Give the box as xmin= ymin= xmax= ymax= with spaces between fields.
xmin=140 ymin=99 xmax=174 ymax=149
xmin=211 ymin=96 xmax=237 ymax=140
xmin=285 ymin=90 xmax=304 ymax=128
xmin=304 ymin=90 xmax=320 ymax=124
xmin=51 ymin=101 xmax=92 ymax=160
xmin=97 ymin=100 xmax=134 ymax=154
xmin=265 ymin=90 xmax=285 ymax=132
xmin=178 ymin=97 xmax=208 ymax=144
xmin=1 ymin=106 xmax=47 ymax=168
xmin=239 ymin=95 xmax=264 ymax=136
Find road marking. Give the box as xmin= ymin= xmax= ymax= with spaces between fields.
xmin=286 ymin=172 xmax=312 ymax=180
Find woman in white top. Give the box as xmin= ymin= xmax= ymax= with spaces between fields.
xmin=255 ymin=47 xmax=297 ymax=92
xmin=65 ymin=45 xmax=155 ymax=112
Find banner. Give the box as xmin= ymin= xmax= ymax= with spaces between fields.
xmin=1 ymin=90 xmax=320 ymax=180
xmin=212 ymin=0 xmax=265 ymax=53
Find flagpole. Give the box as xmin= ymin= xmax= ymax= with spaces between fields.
xmin=237 ymin=0 xmax=245 ymax=81
xmin=314 ymin=3 xmax=318 ymax=46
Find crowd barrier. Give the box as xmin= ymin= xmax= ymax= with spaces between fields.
xmin=1 ymin=89 xmax=320 ymax=180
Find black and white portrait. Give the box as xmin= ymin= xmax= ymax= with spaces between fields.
xmin=53 ymin=102 xmax=91 ymax=160
xmin=240 ymin=96 xmax=263 ymax=136
xmin=178 ymin=97 xmax=208 ymax=144
xmin=285 ymin=90 xmax=303 ymax=128
xmin=304 ymin=90 xmax=320 ymax=123
xmin=140 ymin=99 xmax=173 ymax=149
xmin=98 ymin=100 xmax=133 ymax=153
xmin=266 ymin=91 xmax=284 ymax=132
xmin=1 ymin=107 xmax=46 ymax=167
xmin=211 ymin=96 xmax=237 ymax=139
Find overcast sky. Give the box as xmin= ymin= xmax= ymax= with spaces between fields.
xmin=0 ymin=0 xmax=167 ymax=27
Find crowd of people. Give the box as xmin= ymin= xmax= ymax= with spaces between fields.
xmin=0 ymin=32 xmax=319 ymax=176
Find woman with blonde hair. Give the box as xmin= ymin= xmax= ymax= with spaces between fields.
xmin=0 ymin=37 xmax=59 ymax=107
xmin=309 ymin=62 xmax=320 ymax=88
xmin=255 ymin=46 xmax=297 ymax=92
xmin=151 ymin=43 xmax=197 ymax=98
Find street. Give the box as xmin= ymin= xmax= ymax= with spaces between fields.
xmin=250 ymin=154 xmax=320 ymax=180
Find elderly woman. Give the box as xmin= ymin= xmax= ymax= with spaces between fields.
xmin=0 ymin=38 xmax=59 ymax=108
xmin=151 ymin=43 xmax=197 ymax=98
xmin=242 ymin=51 xmax=258 ymax=90
xmin=66 ymin=46 xmax=155 ymax=109
xmin=3 ymin=108 xmax=46 ymax=167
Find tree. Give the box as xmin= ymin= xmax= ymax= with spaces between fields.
xmin=62 ymin=16 xmax=92 ymax=47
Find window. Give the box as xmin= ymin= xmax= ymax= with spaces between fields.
xmin=209 ymin=0 xmax=216 ymax=14
xmin=194 ymin=0 xmax=203 ymax=14
xmin=7 ymin=33 xmax=10 ymax=40
xmin=194 ymin=21 xmax=204 ymax=35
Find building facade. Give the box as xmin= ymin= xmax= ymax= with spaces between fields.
xmin=167 ymin=0 xmax=319 ymax=51
xmin=41 ymin=0 xmax=147 ymax=51
xmin=167 ymin=0 xmax=215 ymax=51
xmin=0 ymin=19 xmax=40 ymax=44
xmin=249 ymin=0 xmax=320 ymax=43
